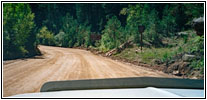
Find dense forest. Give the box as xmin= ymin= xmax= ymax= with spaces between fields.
xmin=3 ymin=3 xmax=204 ymax=78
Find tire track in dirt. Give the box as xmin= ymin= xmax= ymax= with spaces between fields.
xmin=3 ymin=47 xmax=65 ymax=96
xmin=3 ymin=45 xmax=176 ymax=97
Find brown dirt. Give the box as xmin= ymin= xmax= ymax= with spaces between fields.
xmin=3 ymin=45 xmax=177 ymax=97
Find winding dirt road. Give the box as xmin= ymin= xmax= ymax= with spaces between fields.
xmin=3 ymin=45 xmax=174 ymax=97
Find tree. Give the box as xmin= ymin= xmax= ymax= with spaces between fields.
xmin=160 ymin=5 xmax=177 ymax=37
xmin=123 ymin=4 xmax=148 ymax=44
xmin=3 ymin=3 xmax=36 ymax=60
xmin=144 ymin=9 xmax=162 ymax=46
xmin=100 ymin=16 xmax=122 ymax=51
xmin=62 ymin=13 xmax=79 ymax=47
xmin=75 ymin=22 xmax=91 ymax=47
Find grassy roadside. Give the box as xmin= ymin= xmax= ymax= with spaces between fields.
xmin=113 ymin=47 xmax=176 ymax=65
xmin=94 ymin=30 xmax=204 ymax=79
xmin=80 ymin=30 xmax=203 ymax=79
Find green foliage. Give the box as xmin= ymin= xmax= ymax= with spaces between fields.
xmin=145 ymin=9 xmax=162 ymax=46
xmin=114 ymin=48 xmax=138 ymax=61
xmin=37 ymin=26 xmax=55 ymax=46
xmin=114 ymin=46 xmax=176 ymax=64
xmin=159 ymin=5 xmax=177 ymax=37
xmin=3 ymin=3 xmax=204 ymax=61
xmin=62 ymin=13 xmax=78 ymax=47
xmin=124 ymin=4 xmax=143 ymax=44
xmin=33 ymin=4 xmax=66 ymax=34
xmin=122 ymin=3 xmax=203 ymax=47
xmin=61 ymin=13 xmax=92 ymax=48
xmin=190 ymin=58 xmax=204 ymax=69
xmin=188 ymin=36 xmax=204 ymax=55
xmin=184 ymin=3 xmax=204 ymax=23
xmin=190 ymin=54 xmax=204 ymax=74
xmin=54 ymin=31 xmax=66 ymax=46
xmin=29 ymin=3 xmax=204 ymax=50
xmin=82 ymin=25 xmax=92 ymax=48
xmin=138 ymin=48 xmax=175 ymax=63
xmin=187 ymin=35 xmax=204 ymax=71
xmin=75 ymin=23 xmax=91 ymax=47
xmin=162 ymin=51 xmax=172 ymax=62
xmin=3 ymin=3 xmax=36 ymax=60
xmin=100 ymin=16 xmax=122 ymax=51
xmin=124 ymin=4 xmax=163 ymax=46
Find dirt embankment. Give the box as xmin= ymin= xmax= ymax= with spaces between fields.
xmin=3 ymin=45 xmax=176 ymax=97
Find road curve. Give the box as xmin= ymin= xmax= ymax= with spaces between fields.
xmin=3 ymin=45 xmax=175 ymax=97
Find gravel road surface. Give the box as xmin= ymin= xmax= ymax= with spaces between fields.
xmin=3 ymin=45 xmax=174 ymax=97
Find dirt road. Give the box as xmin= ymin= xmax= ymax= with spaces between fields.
xmin=3 ymin=45 xmax=175 ymax=97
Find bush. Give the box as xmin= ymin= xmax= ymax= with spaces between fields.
xmin=54 ymin=31 xmax=66 ymax=46
xmin=3 ymin=3 xmax=36 ymax=60
xmin=37 ymin=26 xmax=55 ymax=46
xmin=187 ymin=35 xmax=204 ymax=72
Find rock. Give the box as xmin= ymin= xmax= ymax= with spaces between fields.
xmin=172 ymin=63 xmax=179 ymax=70
xmin=177 ymin=32 xmax=188 ymax=37
xmin=182 ymin=54 xmax=196 ymax=62
xmin=173 ymin=70 xmax=179 ymax=75
xmin=152 ymin=59 xmax=162 ymax=65
xmin=135 ymin=49 xmax=140 ymax=53
xmin=192 ymin=17 xmax=204 ymax=36
xmin=168 ymin=60 xmax=175 ymax=64
xmin=164 ymin=61 xmax=191 ymax=77
xmin=179 ymin=62 xmax=191 ymax=75
xmin=166 ymin=63 xmax=179 ymax=73
xmin=191 ymin=76 xmax=198 ymax=79
xmin=182 ymin=66 xmax=192 ymax=75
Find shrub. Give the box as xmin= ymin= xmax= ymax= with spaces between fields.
xmin=54 ymin=31 xmax=66 ymax=46
xmin=37 ymin=26 xmax=55 ymax=46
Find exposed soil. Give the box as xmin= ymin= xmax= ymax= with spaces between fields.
xmin=3 ymin=45 xmax=177 ymax=97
